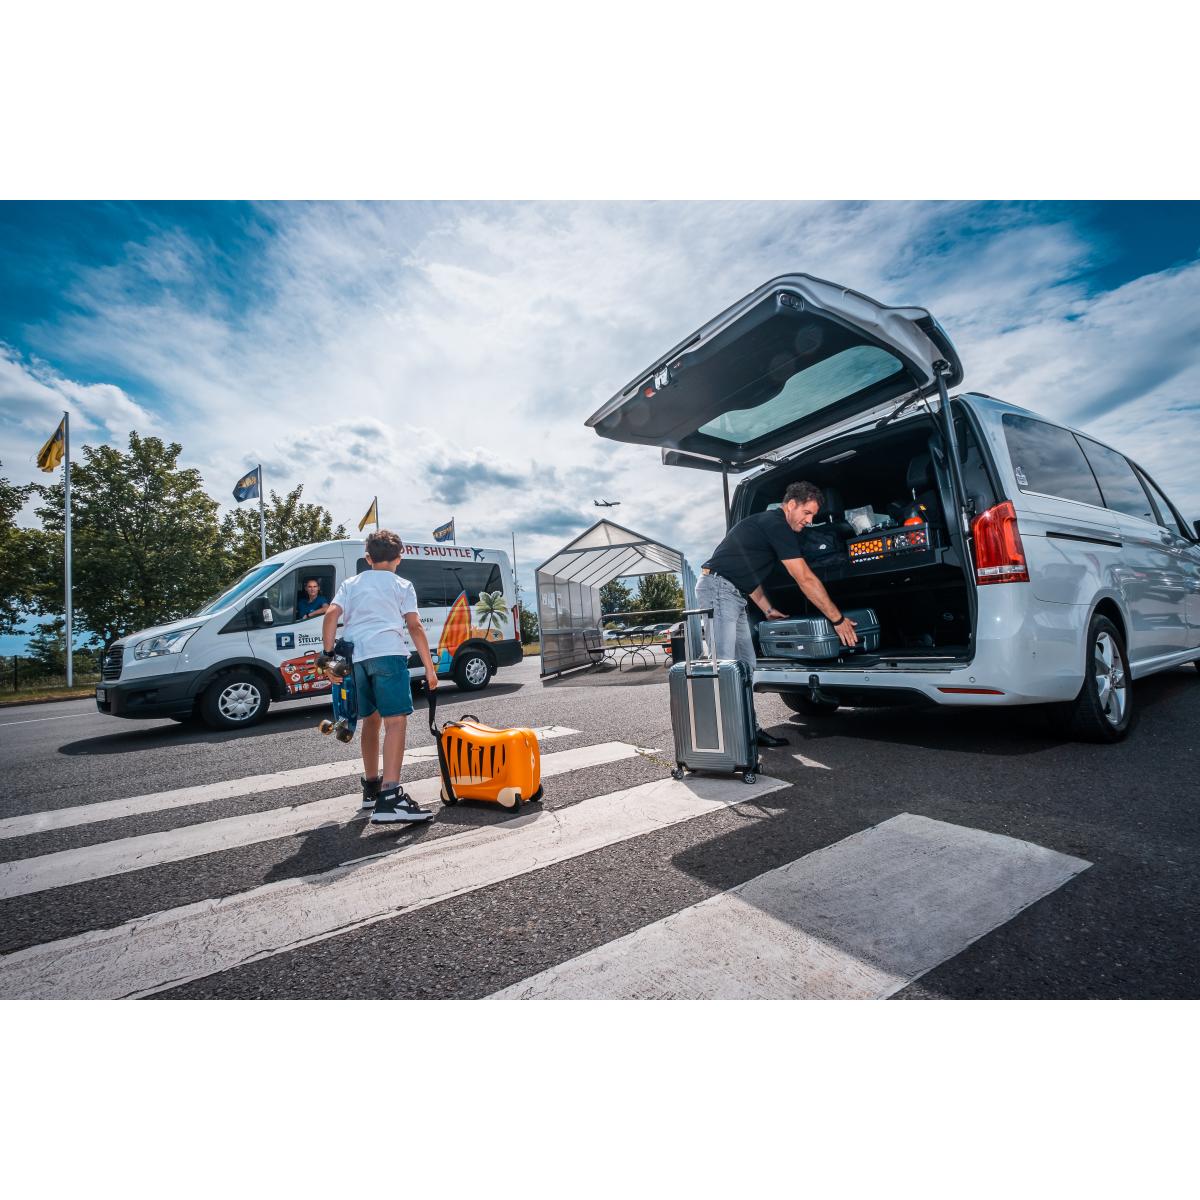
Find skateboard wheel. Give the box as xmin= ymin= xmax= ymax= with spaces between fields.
xmin=318 ymin=720 xmax=334 ymax=735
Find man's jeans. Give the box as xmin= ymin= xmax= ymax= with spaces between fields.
xmin=695 ymin=572 xmax=760 ymax=734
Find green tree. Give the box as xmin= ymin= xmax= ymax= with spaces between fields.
xmin=25 ymin=621 xmax=100 ymax=677
xmin=35 ymin=433 xmax=227 ymax=645
xmin=519 ymin=605 xmax=539 ymax=644
xmin=634 ymin=572 xmax=684 ymax=616
xmin=0 ymin=465 xmax=44 ymax=635
xmin=222 ymin=483 xmax=348 ymax=577
xmin=600 ymin=578 xmax=635 ymax=615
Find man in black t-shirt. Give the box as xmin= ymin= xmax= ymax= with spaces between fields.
xmin=696 ymin=480 xmax=857 ymax=747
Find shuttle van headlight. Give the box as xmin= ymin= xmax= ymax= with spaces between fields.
xmin=134 ymin=626 xmax=201 ymax=659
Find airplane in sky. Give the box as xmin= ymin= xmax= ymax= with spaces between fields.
xmin=593 ymin=499 xmax=620 ymax=507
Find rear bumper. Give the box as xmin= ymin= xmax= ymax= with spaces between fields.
xmin=753 ymin=587 xmax=1089 ymax=707
xmin=492 ymin=639 xmax=523 ymax=668
xmin=95 ymin=671 xmax=199 ymax=719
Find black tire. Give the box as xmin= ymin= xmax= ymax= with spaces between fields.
xmin=779 ymin=690 xmax=840 ymax=717
xmin=199 ymin=671 xmax=271 ymax=731
xmin=1061 ymin=615 xmax=1135 ymax=743
xmin=454 ymin=650 xmax=493 ymax=692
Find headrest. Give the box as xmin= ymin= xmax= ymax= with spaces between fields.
xmin=816 ymin=486 xmax=844 ymax=523
xmin=906 ymin=454 xmax=933 ymax=492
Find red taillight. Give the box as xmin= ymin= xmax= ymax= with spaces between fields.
xmin=972 ymin=500 xmax=1029 ymax=585
xmin=513 ymin=605 xmax=520 ymax=640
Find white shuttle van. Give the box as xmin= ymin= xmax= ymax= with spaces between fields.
xmin=588 ymin=273 xmax=1200 ymax=742
xmin=96 ymin=538 xmax=522 ymax=730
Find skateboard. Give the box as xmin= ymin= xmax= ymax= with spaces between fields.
xmin=316 ymin=639 xmax=357 ymax=743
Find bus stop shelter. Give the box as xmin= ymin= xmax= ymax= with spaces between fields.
xmin=536 ymin=519 xmax=698 ymax=678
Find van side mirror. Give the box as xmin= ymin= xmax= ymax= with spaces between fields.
xmin=1193 ymin=519 xmax=1200 ymax=542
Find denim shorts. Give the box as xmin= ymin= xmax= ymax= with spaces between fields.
xmin=352 ymin=655 xmax=414 ymax=718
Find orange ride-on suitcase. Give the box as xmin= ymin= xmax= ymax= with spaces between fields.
xmin=427 ymin=690 xmax=542 ymax=811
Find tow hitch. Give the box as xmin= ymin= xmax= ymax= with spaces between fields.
xmin=808 ymin=673 xmax=837 ymax=706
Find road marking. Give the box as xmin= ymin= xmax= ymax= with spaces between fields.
xmin=489 ymin=814 xmax=1090 ymax=1000
xmin=0 ymin=739 xmax=639 ymax=900
xmin=0 ymin=713 xmax=89 ymax=728
xmin=0 ymin=771 xmax=788 ymax=999
xmin=792 ymin=753 xmax=830 ymax=770
xmin=0 ymin=726 xmax=580 ymax=839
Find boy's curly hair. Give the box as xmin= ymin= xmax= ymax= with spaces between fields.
xmin=365 ymin=529 xmax=403 ymax=562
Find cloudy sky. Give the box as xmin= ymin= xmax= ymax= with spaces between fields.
xmin=2 ymin=200 xmax=1199 ymax=649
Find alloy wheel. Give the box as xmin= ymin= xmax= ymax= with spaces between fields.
xmin=1093 ymin=630 xmax=1127 ymax=727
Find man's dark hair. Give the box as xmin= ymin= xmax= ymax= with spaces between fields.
xmin=304 ymin=577 xmax=319 ymax=586
xmin=783 ymin=480 xmax=825 ymax=510
xmin=365 ymin=529 xmax=403 ymax=562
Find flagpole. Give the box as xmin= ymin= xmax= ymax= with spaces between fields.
xmin=374 ymin=495 xmax=379 ymax=531
xmin=257 ymin=464 xmax=266 ymax=561
xmin=63 ymin=412 xmax=73 ymax=688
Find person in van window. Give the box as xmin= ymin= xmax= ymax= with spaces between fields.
xmin=697 ymin=480 xmax=857 ymax=748
xmin=321 ymin=530 xmax=439 ymax=824
xmin=297 ymin=578 xmax=330 ymax=620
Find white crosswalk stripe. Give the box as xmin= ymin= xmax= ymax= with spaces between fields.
xmin=0 ymin=724 xmax=1093 ymax=1002
xmin=0 ymin=740 xmax=644 ymax=900
xmin=488 ymin=814 xmax=1091 ymax=1000
xmin=0 ymin=726 xmax=580 ymax=840
xmin=0 ymin=770 xmax=790 ymax=999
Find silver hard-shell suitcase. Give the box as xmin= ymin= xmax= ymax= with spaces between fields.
xmin=668 ymin=607 xmax=762 ymax=785
xmin=757 ymin=607 xmax=881 ymax=660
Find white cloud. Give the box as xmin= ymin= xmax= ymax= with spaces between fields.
xmin=5 ymin=201 xmax=1199 ymax=589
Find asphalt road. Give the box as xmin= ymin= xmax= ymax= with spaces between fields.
xmin=1 ymin=656 xmax=1198 ymax=999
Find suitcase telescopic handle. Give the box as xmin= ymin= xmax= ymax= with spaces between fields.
xmin=427 ymin=685 xmax=438 ymax=736
xmin=679 ymin=608 xmax=715 ymax=668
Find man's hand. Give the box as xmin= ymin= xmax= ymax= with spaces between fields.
xmin=425 ymin=671 xmax=438 ymax=691
xmin=763 ymin=606 xmax=787 ymax=621
xmin=833 ymin=615 xmax=858 ymax=647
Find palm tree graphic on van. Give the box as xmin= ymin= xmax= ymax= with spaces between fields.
xmin=474 ymin=590 xmax=509 ymax=640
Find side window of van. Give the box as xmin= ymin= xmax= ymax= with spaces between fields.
xmin=1075 ymin=437 xmax=1156 ymax=524
xmin=445 ymin=563 xmax=503 ymax=606
xmin=1132 ymin=465 xmax=1189 ymax=538
xmin=355 ymin=559 xmax=451 ymax=607
xmin=1001 ymin=414 xmax=1104 ymax=507
xmin=263 ymin=567 xmax=336 ymax=625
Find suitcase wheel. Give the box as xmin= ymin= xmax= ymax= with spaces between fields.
xmin=670 ymin=767 xmax=686 ymax=781
xmin=742 ymin=771 xmax=757 ymax=785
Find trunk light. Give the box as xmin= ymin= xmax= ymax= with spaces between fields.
xmin=972 ymin=500 xmax=1029 ymax=585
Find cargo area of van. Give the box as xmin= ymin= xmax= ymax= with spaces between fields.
xmin=743 ymin=406 xmax=997 ymax=666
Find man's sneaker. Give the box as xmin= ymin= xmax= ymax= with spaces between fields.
xmin=360 ymin=776 xmax=382 ymax=811
xmin=370 ymin=786 xmax=434 ymax=824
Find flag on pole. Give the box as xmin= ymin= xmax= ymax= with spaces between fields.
xmin=232 ymin=467 xmax=261 ymax=502
xmin=358 ymin=497 xmax=378 ymax=532
xmin=433 ymin=518 xmax=455 ymax=543
xmin=37 ymin=416 xmax=67 ymax=473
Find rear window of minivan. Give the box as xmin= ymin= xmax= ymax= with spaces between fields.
xmin=1001 ymin=414 xmax=1104 ymax=507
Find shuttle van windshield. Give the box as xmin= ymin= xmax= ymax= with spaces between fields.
xmin=192 ymin=560 xmax=282 ymax=617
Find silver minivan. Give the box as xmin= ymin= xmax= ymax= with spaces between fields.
xmin=588 ymin=273 xmax=1200 ymax=741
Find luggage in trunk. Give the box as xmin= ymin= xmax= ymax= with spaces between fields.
xmin=668 ymin=608 xmax=761 ymax=784
xmin=757 ymin=607 xmax=881 ymax=660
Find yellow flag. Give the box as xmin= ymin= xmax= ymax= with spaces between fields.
xmin=37 ymin=416 xmax=67 ymax=473
xmin=358 ymin=497 xmax=378 ymax=531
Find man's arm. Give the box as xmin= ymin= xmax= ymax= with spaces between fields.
xmin=321 ymin=603 xmax=342 ymax=654
xmin=748 ymin=586 xmax=787 ymax=622
xmin=404 ymin=613 xmax=439 ymax=689
xmin=779 ymin=558 xmax=857 ymax=647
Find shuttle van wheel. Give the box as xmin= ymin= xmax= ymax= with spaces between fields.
xmin=454 ymin=651 xmax=493 ymax=691
xmin=200 ymin=671 xmax=271 ymax=731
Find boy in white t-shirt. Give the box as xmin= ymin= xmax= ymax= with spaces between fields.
xmin=321 ymin=529 xmax=439 ymax=824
